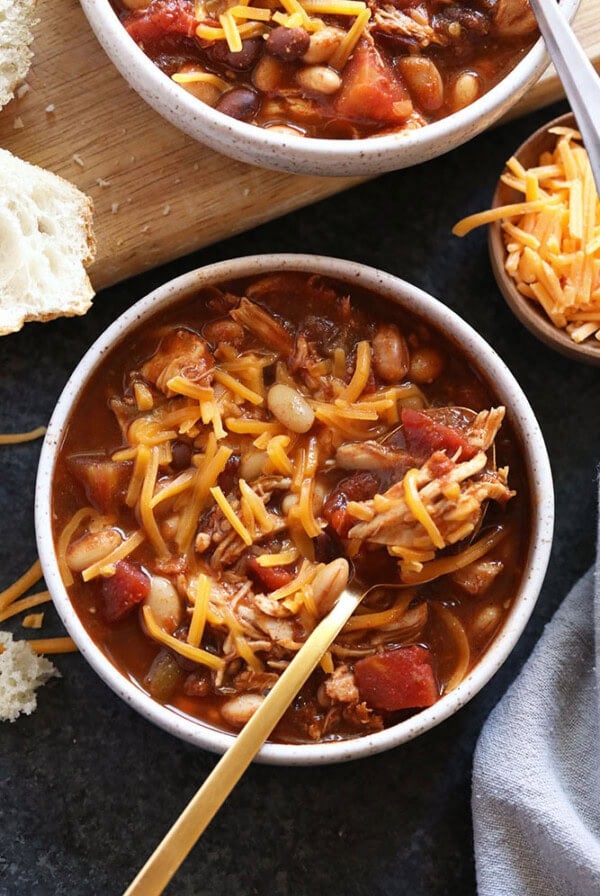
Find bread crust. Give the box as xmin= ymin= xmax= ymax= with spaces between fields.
xmin=0 ymin=0 xmax=39 ymax=109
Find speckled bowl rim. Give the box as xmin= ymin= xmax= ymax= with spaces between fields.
xmin=79 ymin=0 xmax=580 ymax=177
xmin=35 ymin=254 xmax=554 ymax=765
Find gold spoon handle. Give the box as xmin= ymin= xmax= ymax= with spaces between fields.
xmin=123 ymin=585 xmax=362 ymax=896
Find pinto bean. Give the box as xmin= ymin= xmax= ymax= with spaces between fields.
xmin=267 ymin=383 xmax=315 ymax=433
xmin=302 ymin=27 xmax=345 ymax=64
xmin=266 ymin=26 xmax=310 ymax=61
xmin=396 ymin=57 xmax=444 ymax=112
xmin=175 ymin=66 xmax=223 ymax=106
xmin=311 ymin=558 xmax=349 ymax=616
xmin=296 ymin=65 xmax=341 ymax=95
xmin=252 ymin=55 xmax=287 ymax=93
xmin=66 ymin=528 xmax=123 ymax=572
xmin=372 ymin=323 xmax=410 ymax=382
xmin=215 ymin=87 xmax=260 ymax=121
xmin=221 ymin=693 xmax=265 ymax=727
xmin=409 ymin=346 xmax=445 ymax=384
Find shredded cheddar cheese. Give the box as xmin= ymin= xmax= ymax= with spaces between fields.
xmin=82 ymin=531 xmax=145 ymax=582
xmin=143 ymin=605 xmax=225 ymax=670
xmin=188 ymin=574 xmax=211 ymax=648
xmin=256 ymin=548 xmax=298 ymax=567
xmin=0 ymin=591 xmax=51 ymax=624
xmin=0 ymin=426 xmax=46 ymax=445
xmin=0 ymin=560 xmax=42 ymax=612
xmin=403 ymin=468 xmax=445 ymax=550
xmin=453 ymin=127 xmax=600 ymax=344
xmin=210 ymin=485 xmax=253 ymax=545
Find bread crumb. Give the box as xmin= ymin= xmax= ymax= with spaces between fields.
xmin=72 ymin=153 xmax=85 ymax=168
xmin=243 ymin=188 xmax=250 ymax=197
xmin=96 ymin=177 xmax=111 ymax=188
xmin=141 ymin=224 xmax=150 ymax=233
xmin=111 ymin=202 xmax=119 ymax=214
xmin=45 ymin=104 xmax=55 ymax=114
xmin=0 ymin=632 xmax=59 ymax=722
xmin=16 ymin=83 xmax=30 ymax=99
xmin=162 ymin=204 xmax=170 ymax=216
xmin=13 ymin=116 xmax=24 ymax=129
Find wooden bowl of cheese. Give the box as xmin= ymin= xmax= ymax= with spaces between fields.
xmin=486 ymin=112 xmax=600 ymax=365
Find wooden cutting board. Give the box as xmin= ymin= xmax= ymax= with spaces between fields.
xmin=1 ymin=0 xmax=599 ymax=291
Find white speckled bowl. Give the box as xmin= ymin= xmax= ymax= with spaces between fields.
xmin=79 ymin=0 xmax=580 ymax=177
xmin=35 ymin=254 xmax=554 ymax=765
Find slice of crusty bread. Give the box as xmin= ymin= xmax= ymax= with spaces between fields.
xmin=0 ymin=148 xmax=96 ymax=335
xmin=0 ymin=631 xmax=59 ymax=722
xmin=0 ymin=0 xmax=39 ymax=109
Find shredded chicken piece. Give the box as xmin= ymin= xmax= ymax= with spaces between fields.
xmin=490 ymin=0 xmax=537 ymax=36
xmin=370 ymin=5 xmax=441 ymax=46
xmin=141 ymin=328 xmax=214 ymax=394
xmin=464 ymin=407 xmax=505 ymax=453
xmin=325 ymin=665 xmax=359 ymax=704
xmin=450 ymin=559 xmax=504 ymax=595
xmin=335 ymin=440 xmax=416 ymax=471
xmin=230 ymin=298 xmax=295 ymax=355
xmin=348 ymin=450 xmax=514 ymax=551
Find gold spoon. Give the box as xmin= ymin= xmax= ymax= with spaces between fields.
xmin=123 ymin=558 xmax=360 ymax=896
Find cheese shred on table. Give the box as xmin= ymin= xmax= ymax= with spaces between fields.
xmin=453 ymin=127 xmax=600 ymax=344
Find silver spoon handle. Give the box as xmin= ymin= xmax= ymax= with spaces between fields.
xmin=528 ymin=0 xmax=600 ymax=192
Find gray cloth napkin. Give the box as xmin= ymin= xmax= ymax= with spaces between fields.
xmin=472 ymin=503 xmax=600 ymax=894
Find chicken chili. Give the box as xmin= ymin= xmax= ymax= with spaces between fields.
xmin=53 ymin=271 xmax=529 ymax=744
xmin=110 ymin=0 xmax=539 ymax=138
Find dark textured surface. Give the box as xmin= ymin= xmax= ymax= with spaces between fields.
xmin=1 ymin=100 xmax=598 ymax=896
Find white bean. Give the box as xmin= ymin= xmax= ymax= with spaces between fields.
xmin=267 ymin=383 xmax=315 ymax=433
xmin=239 ymin=448 xmax=268 ymax=481
xmin=451 ymin=72 xmax=480 ymax=111
xmin=145 ymin=576 xmax=183 ymax=633
xmin=66 ymin=528 xmax=122 ymax=572
xmin=302 ymin=27 xmax=344 ymax=64
xmin=264 ymin=124 xmax=305 ymax=137
xmin=472 ymin=605 xmax=502 ymax=639
xmin=312 ymin=558 xmax=349 ymax=616
xmin=296 ymin=65 xmax=341 ymax=96
xmin=221 ymin=693 xmax=265 ymax=727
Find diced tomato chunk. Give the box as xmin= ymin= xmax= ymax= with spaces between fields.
xmin=401 ymin=407 xmax=477 ymax=461
xmin=246 ymin=556 xmax=295 ymax=592
xmin=102 ymin=561 xmax=151 ymax=623
xmin=335 ymin=43 xmax=413 ymax=124
xmin=322 ymin=471 xmax=378 ymax=538
xmin=354 ymin=645 xmax=438 ymax=711
xmin=68 ymin=456 xmax=131 ymax=513
xmin=124 ymin=0 xmax=197 ymax=45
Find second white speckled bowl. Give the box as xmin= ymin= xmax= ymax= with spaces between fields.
xmin=35 ymin=254 xmax=554 ymax=765
xmin=80 ymin=0 xmax=580 ymax=177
